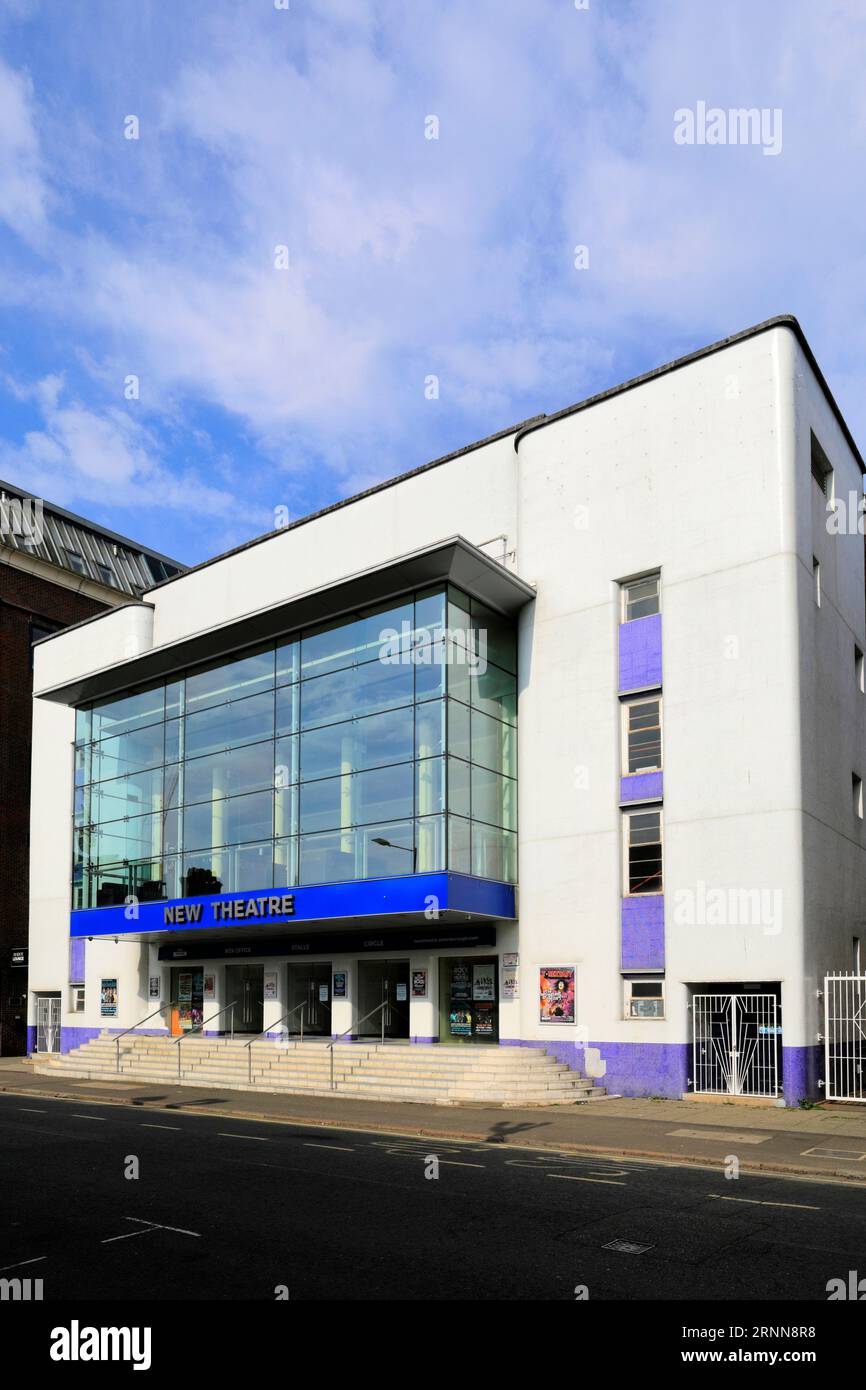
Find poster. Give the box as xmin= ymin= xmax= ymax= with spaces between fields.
xmin=474 ymin=1003 xmax=495 ymax=1036
xmin=100 ymin=978 xmax=118 ymax=1017
xmin=502 ymin=952 xmax=519 ymax=969
xmin=411 ymin=969 xmax=428 ymax=999
xmin=473 ymin=964 xmax=495 ymax=1001
xmin=203 ymin=973 xmax=216 ymax=1000
xmin=450 ymin=963 xmax=471 ymax=1001
xmin=501 ymin=968 xmax=519 ymax=1000
xmin=395 ymin=982 xmax=407 ymax=1002
xmin=318 ymin=983 xmax=329 ymax=1002
xmin=333 ymin=971 xmax=347 ymax=999
xmin=264 ymin=970 xmax=279 ymax=1001
xmin=149 ymin=976 xmax=160 ymax=999
xmin=539 ymin=966 xmax=575 ymax=1024
xmin=449 ymin=1008 xmax=472 ymax=1036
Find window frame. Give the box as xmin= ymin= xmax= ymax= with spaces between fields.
xmin=620 ymin=572 xmax=661 ymax=624
xmin=621 ymin=694 xmax=663 ymax=776
xmin=622 ymin=805 xmax=663 ymax=897
xmin=623 ymin=976 xmax=665 ymax=1020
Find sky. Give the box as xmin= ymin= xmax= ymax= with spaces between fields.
xmin=1 ymin=0 xmax=865 ymax=566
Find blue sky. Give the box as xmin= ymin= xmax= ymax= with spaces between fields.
xmin=1 ymin=0 xmax=865 ymax=565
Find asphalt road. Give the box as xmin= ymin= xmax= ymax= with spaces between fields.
xmin=1 ymin=1093 xmax=865 ymax=1302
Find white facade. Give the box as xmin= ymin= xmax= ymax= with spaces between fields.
xmin=27 ymin=318 xmax=866 ymax=1101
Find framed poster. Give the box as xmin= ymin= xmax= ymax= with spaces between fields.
xmin=411 ymin=969 xmax=428 ymax=999
xmin=203 ymin=973 xmax=216 ymax=1000
xmin=264 ymin=970 xmax=279 ymax=1001
xmin=100 ymin=978 xmax=118 ymax=1017
xmin=449 ymin=1008 xmax=472 ymax=1036
xmin=451 ymin=963 xmax=471 ymax=1001
xmin=395 ymin=981 xmax=407 ymax=1002
xmin=333 ymin=971 xmax=347 ymax=999
xmin=149 ymin=976 xmax=160 ymax=999
xmin=472 ymin=964 xmax=495 ymax=1001
xmin=502 ymin=952 xmax=519 ymax=969
xmin=501 ymin=968 xmax=519 ymax=1000
xmin=539 ymin=967 xmax=575 ymax=1024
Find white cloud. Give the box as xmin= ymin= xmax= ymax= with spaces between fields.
xmin=0 ymin=59 xmax=47 ymax=242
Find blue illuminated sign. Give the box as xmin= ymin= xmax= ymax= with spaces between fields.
xmin=70 ymin=873 xmax=516 ymax=939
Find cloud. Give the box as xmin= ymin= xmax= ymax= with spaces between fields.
xmin=0 ymin=59 xmax=47 ymax=242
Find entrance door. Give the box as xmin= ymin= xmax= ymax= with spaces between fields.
xmin=225 ymin=964 xmax=264 ymax=1035
xmin=35 ymin=994 xmax=61 ymax=1053
xmin=357 ymin=960 xmax=410 ymax=1039
xmin=286 ymin=962 xmax=332 ymax=1037
xmin=692 ymin=992 xmax=780 ymax=1097
xmin=439 ymin=958 xmax=499 ymax=1043
xmin=169 ymin=967 xmax=204 ymax=1035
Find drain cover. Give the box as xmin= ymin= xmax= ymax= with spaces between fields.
xmin=603 ymin=1239 xmax=654 ymax=1254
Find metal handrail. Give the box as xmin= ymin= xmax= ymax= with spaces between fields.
xmin=244 ymin=1001 xmax=308 ymax=1084
xmin=114 ymin=1000 xmax=178 ymax=1074
xmin=174 ymin=1000 xmax=237 ymax=1079
xmin=328 ymin=1001 xmax=389 ymax=1090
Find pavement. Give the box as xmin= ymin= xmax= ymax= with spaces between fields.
xmin=4 ymin=1054 xmax=866 ymax=1183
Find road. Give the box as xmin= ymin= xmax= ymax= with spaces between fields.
xmin=1 ymin=1093 xmax=864 ymax=1301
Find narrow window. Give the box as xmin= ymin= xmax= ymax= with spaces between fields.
xmin=65 ymin=549 xmax=87 ymax=576
xmin=70 ymin=986 xmax=85 ymax=1014
xmin=623 ymin=696 xmax=663 ymax=774
xmin=624 ymin=977 xmax=665 ymax=1019
xmin=854 ymin=774 xmax=863 ymax=820
xmin=854 ymin=937 xmax=862 ymax=975
xmin=621 ymin=573 xmax=660 ymax=623
xmin=624 ymin=807 xmax=663 ymax=895
xmin=856 ymin=646 xmax=864 ymax=693
xmin=811 ymin=431 xmax=833 ymax=499
xmin=95 ymin=562 xmax=114 ymax=587
xmin=813 ymin=556 xmax=821 ymax=608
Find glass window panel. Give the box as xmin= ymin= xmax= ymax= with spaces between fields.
xmin=183 ymin=741 xmax=275 ymax=804
xmin=182 ymin=853 xmax=227 ymax=896
xmin=301 ymin=706 xmax=413 ymax=782
xmin=92 ymin=862 xmax=131 ymax=908
xmin=165 ymin=679 xmax=184 ymax=718
xmin=299 ymin=776 xmax=343 ymax=835
xmin=301 ymin=764 xmax=414 ymax=834
xmin=74 ymin=741 xmax=91 ymax=787
xmin=471 ymin=765 xmax=517 ymax=830
xmin=75 ymin=708 xmax=92 ymax=743
xmin=164 ymin=717 xmax=183 ymax=764
xmin=275 ymin=734 xmax=298 ymax=787
xmin=72 ymin=827 xmax=90 ymax=869
xmin=301 ymin=600 xmax=414 ymax=680
xmin=416 ymin=815 xmax=445 ymax=872
xmin=415 ymin=699 xmax=445 ymax=759
xmin=447 ymin=698 xmax=471 ymax=760
xmin=222 ymin=790 xmax=273 ymax=846
xmin=471 ymin=822 xmax=517 ymax=882
xmin=163 ymin=763 xmax=182 ymax=810
xmin=91 ymin=684 xmax=165 ymax=740
xmin=415 ymin=644 xmax=445 ymax=702
xmin=73 ymin=785 xmax=90 ymax=827
xmin=182 ymin=800 xmax=214 ymax=853
xmin=275 ymin=682 xmax=298 ymax=738
xmin=447 ymin=815 xmax=471 ymax=874
xmin=471 ymin=599 xmax=517 ymax=675
xmin=231 ymin=840 xmax=275 ymax=892
xmin=91 ymin=723 xmax=165 ymax=782
xmin=301 ymin=660 xmax=413 ymax=731
xmin=129 ymin=856 xmax=172 ymax=903
xmin=184 ymin=690 xmax=275 ymax=759
xmin=414 ymin=588 xmax=446 ymax=651
xmin=185 ymin=646 xmax=275 ymax=713
xmin=299 ymin=828 xmax=358 ymax=885
xmin=90 ymin=766 xmax=165 ymax=824
xmin=447 ymin=757 xmax=471 ymax=819
xmin=274 ymin=836 xmax=298 ymax=888
xmin=359 ymin=820 xmax=415 ymax=877
xmin=626 ymin=810 xmax=662 ymax=894
xmin=471 ymin=707 xmax=517 ymax=778
xmin=274 ymin=785 xmax=298 ymax=838
xmin=416 ymin=757 xmax=445 ymax=817
xmin=276 ymin=638 xmax=298 ymax=685
xmin=626 ymin=699 xmax=662 ymax=773
xmin=446 ymin=638 xmax=472 ymax=704
xmin=91 ymin=812 xmax=162 ymax=865
xmin=164 ymin=808 xmax=181 ymax=857
xmin=623 ymin=574 xmax=660 ymax=622
xmin=470 ymin=663 xmax=517 ymax=724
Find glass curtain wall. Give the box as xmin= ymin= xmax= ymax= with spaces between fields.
xmin=72 ymin=585 xmax=518 ymax=909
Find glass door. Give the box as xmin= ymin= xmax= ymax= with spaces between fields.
xmin=357 ymin=960 xmax=410 ymax=1038
xmin=439 ymin=958 xmax=499 ymax=1043
xmin=170 ymin=968 xmax=204 ymax=1035
xmin=225 ymin=964 xmax=264 ymax=1034
xmin=286 ymin=962 xmax=332 ymax=1037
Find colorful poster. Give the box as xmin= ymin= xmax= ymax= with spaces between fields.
xmin=333 ymin=971 xmax=347 ymax=999
xmin=473 ymin=964 xmax=495 ymax=1001
xmin=449 ymin=1008 xmax=472 ymax=1036
xmin=100 ymin=978 xmax=118 ymax=1017
xmin=474 ymin=1003 xmax=495 ymax=1036
xmin=451 ymin=963 xmax=471 ymax=1001
xmin=203 ymin=973 xmax=216 ymax=999
xmin=411 ymin=969 xmax=428 ymax=999
xmin=502 ymin=952 xmax=519 ymax=969
xmin=264 ymin=970 xmax=279 ymax=1001
xmin=539 ymin=967 xmax=575 ymax=1024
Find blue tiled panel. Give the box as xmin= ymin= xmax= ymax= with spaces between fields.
xmin=620 ymin=893 xmax=665 ymax=970
xmin=618 ymin=613 xmax=662 ymax=692
xmin=620 ymin=771 xmax=663 ymax=803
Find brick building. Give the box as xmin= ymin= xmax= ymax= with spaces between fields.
xmin=0 ymin=481 xmax=183 ymax=1052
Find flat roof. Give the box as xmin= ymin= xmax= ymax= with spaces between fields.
xmin=140 ymin=313 xmax=864 ymax=597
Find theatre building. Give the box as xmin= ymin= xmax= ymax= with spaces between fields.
xmin=27 ymin=317 xmax=866 ymax=1103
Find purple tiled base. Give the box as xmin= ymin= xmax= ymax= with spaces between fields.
xmin=782 ymin=1045 xmax=823 ymax=1107
xmin=502 ymin=1037 xmax=689 ymax=1098
xmin=621 ymin=894 xmax=665 ymax=970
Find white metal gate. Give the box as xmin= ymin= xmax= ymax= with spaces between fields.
xmin=824 ymin=974 xmax=866 ymax=1102
xmin=35 ymin=995 xmax=60 ymax=1053
xmin=692 ymin=993 xmax=780 ymax=1097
